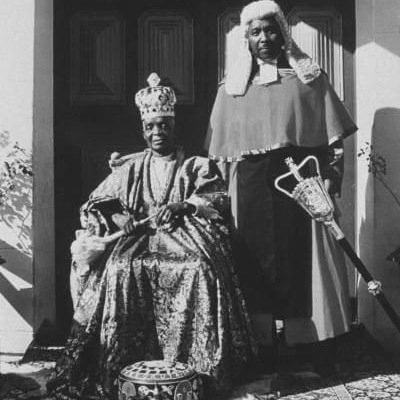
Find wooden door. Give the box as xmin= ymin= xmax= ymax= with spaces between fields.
xmin=54 ymin=0 xmax=355 ymax=333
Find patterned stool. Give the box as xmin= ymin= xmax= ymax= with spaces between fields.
xmin=118 ymin=360 xmax=203 ymax=400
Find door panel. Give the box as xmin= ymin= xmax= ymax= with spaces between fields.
xmin=138 ymin=11 xmax=195 ymax=104
xmin=54 ymin=0 xmax=355 ymax=332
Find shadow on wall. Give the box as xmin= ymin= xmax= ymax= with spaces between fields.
xmin=0 ymin=173 xmax=32 ymax=256
xmin=358 ymin=107 xmax=400 ymax=350
xmin=0 ymin=129 xmax=33 ymax=329
xmin=371 ymin=108 xmax=400 ymax=271
xmin=357 ymin=3 xmax=400 ymax=59
xmin=0 ymin=238 xmax=33 ymax=327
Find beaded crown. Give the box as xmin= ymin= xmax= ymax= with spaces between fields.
xmin=135 ymin=73 xmax=176 ymax=120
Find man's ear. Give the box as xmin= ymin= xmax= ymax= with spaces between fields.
xmin=141 ymin=122 xmax=148 ymax=140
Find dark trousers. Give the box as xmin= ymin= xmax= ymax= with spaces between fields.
xmin=234 ymin=147 xmax=329 ymax=318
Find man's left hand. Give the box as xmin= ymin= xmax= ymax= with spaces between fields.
xmin=156 ymin=202 xmax=195 ymax=227
xmin=324 ymin=179 xmax=340 ymax=198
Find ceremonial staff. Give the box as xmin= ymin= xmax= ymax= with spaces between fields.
xmin=274 ymin=156 xmax=400 ymax=334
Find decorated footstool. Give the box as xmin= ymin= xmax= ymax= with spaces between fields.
xmin=118 ymin=360 xmax=203 ymax=400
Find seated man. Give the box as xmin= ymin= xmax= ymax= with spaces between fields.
xmin=47 ymin=73 xmax=256 ymax=400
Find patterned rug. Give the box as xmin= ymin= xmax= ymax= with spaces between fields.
xmin=230 ymin=325 xmax=400 ymax=400
xmin=0 ymin=325 xmax=399 ymax=399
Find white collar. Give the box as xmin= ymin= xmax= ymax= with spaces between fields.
xmin=254 ymin=58 xmax=279 ymax=85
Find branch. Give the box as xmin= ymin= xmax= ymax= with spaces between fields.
xmin=376 ymin=175 xmax=400 ymax=210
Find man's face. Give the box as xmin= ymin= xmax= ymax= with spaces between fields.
xmin=142 ymin=116 xmax=176 ymax=156
xmin=247 ymin=17 xmax=284 ymax=62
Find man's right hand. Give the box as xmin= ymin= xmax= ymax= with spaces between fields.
xmin=123 ymin=218 xmax=137 ymax=235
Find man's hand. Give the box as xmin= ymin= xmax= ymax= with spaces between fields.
xmin=324 ymin=179 xmax=340 ymax=198
xmin=123 ymin=218 xmax=138 ymax=235
xmin=156 ymin=202 xmax=195 ymax=228
xmin=112 ymin=213 xmax=130 ymax=230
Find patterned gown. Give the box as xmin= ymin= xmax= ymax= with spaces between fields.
xmin=47 ymin=149 xmax=256 ymax=399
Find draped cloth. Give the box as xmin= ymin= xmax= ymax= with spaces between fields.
xmin=205 ymin=72 xmax=357 ymax=162
xmin=233 ymin=147 xmax=352 ymax=341
xmin=47 ymin=149 xmax=256 ymax=400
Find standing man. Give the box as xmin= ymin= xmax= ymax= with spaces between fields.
xmin=205 ymin=0 xmax=357 ymax=373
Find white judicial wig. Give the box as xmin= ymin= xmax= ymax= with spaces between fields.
xmin=225 ymin=0 xmax=321 ymax=95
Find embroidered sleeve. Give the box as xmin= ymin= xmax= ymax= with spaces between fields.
xmin=185 ymin=157 xmax=229 ymax=221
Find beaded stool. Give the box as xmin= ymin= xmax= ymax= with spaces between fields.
xmin=118 ymin=360 xmax=203 ymax=400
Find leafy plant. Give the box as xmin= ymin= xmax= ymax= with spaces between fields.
xmin=358 ymin=142 xmax=400 ymax=264
xmin=0 ymin=142 xmax=33 ymax=206
xmin=0 ymin=130 xmax=33 ymax=258
xmin=358 ymin=142 xmax=400 ymax=209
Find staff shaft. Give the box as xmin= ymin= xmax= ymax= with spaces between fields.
xmin=338 ymin=237 xmax=400 ymax=334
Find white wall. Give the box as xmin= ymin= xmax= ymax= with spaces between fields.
xmin=356 ymin=0 xmax=400 ymax=353
xmin=0 ymin=0 xmax=35 ymax=355
xmin=0 ymin=0 xmax=54 ymax=355
xmin=33 ymin=0 xmax=55 ymax=338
